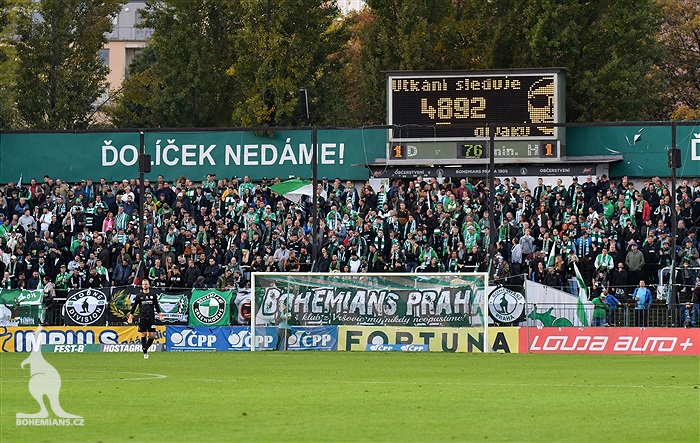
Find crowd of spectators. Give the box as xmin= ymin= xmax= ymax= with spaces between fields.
xmin=0 ymin=173 xmax=699 ymax=310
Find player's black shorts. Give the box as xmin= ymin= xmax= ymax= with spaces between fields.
xmin=138 ymin=317 xmax=157 ymax=333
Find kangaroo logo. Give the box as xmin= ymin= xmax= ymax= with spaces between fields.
xmin=16 ymin=328 xmax=82 ymax=421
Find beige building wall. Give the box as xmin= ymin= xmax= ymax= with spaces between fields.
xmin=104 ymin=41 xmax=147 ymax=91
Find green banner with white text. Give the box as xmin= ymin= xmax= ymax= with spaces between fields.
xmin=0 ymin=129 xmax=385 ymax=182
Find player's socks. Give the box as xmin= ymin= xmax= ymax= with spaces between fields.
xmin=141 ymin=337 xmax=147 ymax=353
xmin=146 ymin=338 xmax=154 ymax=350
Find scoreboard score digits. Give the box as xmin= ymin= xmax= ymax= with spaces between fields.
xmin=388 ymin=70 xmax=564 ymax=141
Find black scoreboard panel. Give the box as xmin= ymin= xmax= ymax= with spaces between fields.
xmin=388 ymin=71 xmax=562 ymax=140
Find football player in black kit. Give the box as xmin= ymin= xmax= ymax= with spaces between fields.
xmin=128 ymin=278 xmax=163 ymax=359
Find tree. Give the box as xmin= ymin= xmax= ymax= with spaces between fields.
xmin=0 ymin=0 xmax=19 ymax=128
xmin=229 ymin=0 xmax=348 ymax=127
xmin=479 ymin=0 xmax=665 ymax=122
xmin=658 ymin=0 xmax=700 ymax=120
xmin=13 ymin=0 xmax=125 ymax=129
xmin=346 ymin=0 xmax=485 ymax=124
xmin=108 ymin=1 xmax=242 ymax=128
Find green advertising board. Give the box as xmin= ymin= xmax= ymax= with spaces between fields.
xmin=0 ymin=129 xmax=386 ymax=182
xmin=567 ymin=125 xmax=700 ymax=178
xmin=188 ymin=290 xmax=232 ymax=326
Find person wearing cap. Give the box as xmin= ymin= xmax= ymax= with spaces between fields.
xmin=625 ymin=241 xmax=645 ymax=285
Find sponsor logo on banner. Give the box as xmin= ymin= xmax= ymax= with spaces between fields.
xmin=224 ymin=327 xmax=336 ymax=351
xmin=100 ymin=343 xmax=164 ymax=352
xmin=287 ymin=327 xmax=337 ymax=350
xmin=488 ymin=286 xmax=525 ymax=324
xmin=64 ymin=289 xmax=108 ymax=326
xmin=520 ymin=327 xmax=700 ymax=355
xmin=166 ymin=326 xmax=219 ymax=351
xmin=226 ymin=327 xmax=275 ymax=351
xmin=339 ymin=326 xmax=518 ymax=353
xmin=0 ymin=326 xmax=166 ymax=353
xmin=366 ymin=344 xmax=428 ymax=352
xmin=40 ymin=344 xmax=101 ymax=353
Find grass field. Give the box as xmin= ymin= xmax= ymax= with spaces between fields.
xmin=1 ymin=352 xmax=698 ymax=442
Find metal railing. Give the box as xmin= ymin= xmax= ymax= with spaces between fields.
xmin=522 ymin=302 xmax=698 ymax=328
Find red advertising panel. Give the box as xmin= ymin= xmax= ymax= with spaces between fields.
xmin=519 ymin=327 xmax=700 ymax=355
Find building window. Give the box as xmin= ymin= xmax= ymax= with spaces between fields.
xmin=98 ymin=49 xmax=109 ymax=67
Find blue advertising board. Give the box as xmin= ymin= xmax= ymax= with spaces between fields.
xmin=165 ymin=325 xmax=338 ymax=351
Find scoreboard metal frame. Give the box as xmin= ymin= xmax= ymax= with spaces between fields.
xmin=386 ymin=69 xmax=565 ymax=146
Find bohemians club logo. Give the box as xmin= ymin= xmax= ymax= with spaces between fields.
xmin=192 ymin=292 xmax=226 ymax=324
xmin=65 ymin=288 xmax=108 ymax=325
xmin=488 ymin=286 xmax=525 ymax=324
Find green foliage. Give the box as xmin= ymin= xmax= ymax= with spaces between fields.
xmin=658 ymin=0 xmax=700 ymax=120
xmin=0 ymin=0 xmax=20 ymax=128
xmin=0 ymin=0 xmax=693 ymax=129
xmin=12 ymin=0 xmax=125 ymax=129
xmin=229 ymin=0 xmax=347 ymax=127
xmin=514 ymin=0 xmax=664 ymax=122
xmin=352 ymin=0 xmax=665 ymax=124
xmin=350 ymin=0 xmax=475 ymax=124
xmin=109 ymin=1 xmax=242 ymax=128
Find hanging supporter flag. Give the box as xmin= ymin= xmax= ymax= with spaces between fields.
xmin=109 ymin=286 xmax=190 ymax=325
xmin=0 ymin=289 xmax=44 ymax=326
xmin=189 ymin=290 xmax=232 ymax=326
xmin=64 ymin=288 xmax=109 ymax=326
xmin=546 ymin=242 xmax=557 ymax=268
xmin=573 ymin=262 xmax=590 ymax=327
xmin=156 ymin=291 xmax=190 ymax=325
xmin=108 ymin=286 xmax=137 ymax=325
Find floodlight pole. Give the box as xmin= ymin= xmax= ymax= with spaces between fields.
xmin=669 ymin=122 xmax=678 ymax=309
xmin=488 ymin=124 xmax=497 ymax=257
xmin=139 ymin=131 xmax=146 ymax=267
xmin=311 ymin=127 xmax=319 ymax=264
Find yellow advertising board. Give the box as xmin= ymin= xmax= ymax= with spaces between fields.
xmin=337 ymin=326 xmax=519 ymax=353
xmin=0 ymin=326 xmax=167 ymax=352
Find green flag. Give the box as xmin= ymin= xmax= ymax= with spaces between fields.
xmin=573 ymin=262 xmax=590 ymax=327
xmin=546 ymin=242 xmax=556 ymax=268
xmin=189 ymin=290 xmax=232 ymax=326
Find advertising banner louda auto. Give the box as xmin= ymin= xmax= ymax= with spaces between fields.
xmin=338 ymin=326 xmax=519 ymax=353
xmin=108 ymin=287 xmax=189 ymax=325
xmin=165 ymin=326 xmax=337 ymax=351
xmin=520 ymin=327 xmax=700 ymax=355
xmin=256 ymin=285 xmax=484 ymax=327
xmin=0 ymin=326 xmax=166 ymax=352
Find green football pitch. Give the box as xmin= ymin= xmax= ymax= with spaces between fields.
xmin=1 ymin=352 xmax=698 ymax=442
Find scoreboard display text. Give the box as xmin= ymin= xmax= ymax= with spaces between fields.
xmin=388 ymin=71 xmax=562 ymax=140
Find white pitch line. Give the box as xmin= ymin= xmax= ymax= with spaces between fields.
xmin=179 ymin=379 xmax=239 ymax=382
xmin=164 ymin=379 xmax=696 ymax=390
